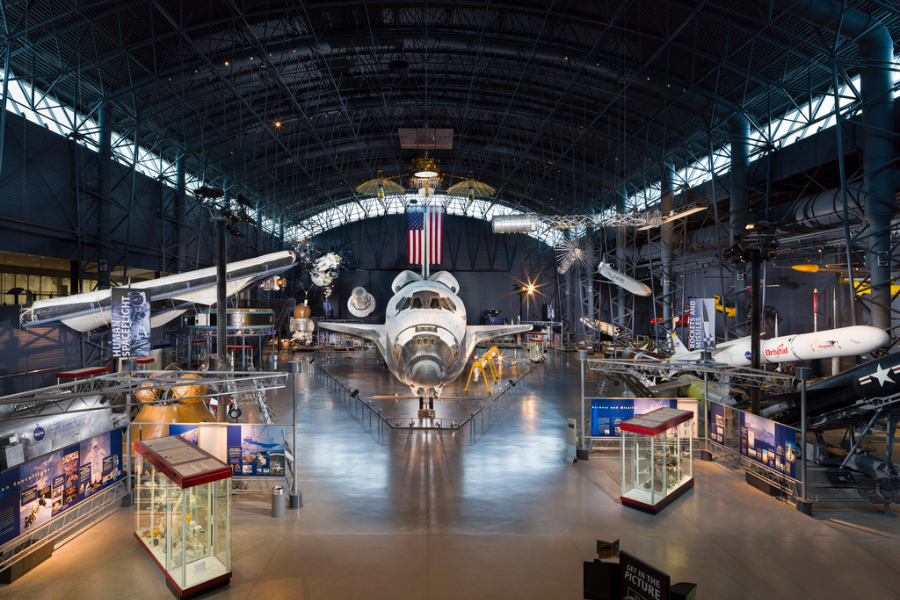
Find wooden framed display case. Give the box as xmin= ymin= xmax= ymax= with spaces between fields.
xmin=620 ymin=408 xmax=694 ymax=515
xmin=134 ymin=436 xmax=232 ymax=599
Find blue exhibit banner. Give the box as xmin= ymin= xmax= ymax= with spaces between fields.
xmin=226 ymin=425 xmax=286 ymax=477
xmin=710 ymin=402 xmax=727 ymax=446
xmin=111 ymin=288 xmax=151 ymax=357
xmin=739 ymin=411 xmax=798 ymax=478
xmin=0 ymin=429 xmax=122 ymax=547
xmin=590 ymin=398 xmax=677 ymax=437
xmin=688 ymin=297 xmax=716 ymax=350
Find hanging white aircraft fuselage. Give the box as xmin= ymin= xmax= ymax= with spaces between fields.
xmin=320 ymin=270 xmax=532 ymax=395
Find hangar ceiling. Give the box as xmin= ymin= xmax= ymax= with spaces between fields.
xmin=4 ymin=0 xmax=899 ymax=227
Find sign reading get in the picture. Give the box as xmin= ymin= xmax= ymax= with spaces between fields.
xmin=111 ymin=288 xmax=151 ymax=357
xmin=620 ymin=551 xmax=670 ymax=600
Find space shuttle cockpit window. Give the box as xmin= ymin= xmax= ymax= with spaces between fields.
xmin=397 ymin=297 xmax=412 ymax=311
xmin=440 ymin=298 xmax=456 ymax=311
xmin=412 ymin=297 xmax=423 ymax=309
xmin=411 ymin=290 xmax=441 ymax=310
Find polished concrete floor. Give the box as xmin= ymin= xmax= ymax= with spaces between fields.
xmin=2 ymin=349 xmax=900 ymax=600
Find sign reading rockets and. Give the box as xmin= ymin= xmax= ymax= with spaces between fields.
xmin=688 ymin=298 xmax=716 ymax=350
xmin=0 ymin=429 xmax=122 ymax=547
xmin=619 ymin=551 xmax=670 ymax=600
xmin=739 ymin=411 xmax=798 ymax=479
xmin=590 ymin=398 xmax=677 ymax=437
xmin=111 ymin=288 xmax=151 ymax=357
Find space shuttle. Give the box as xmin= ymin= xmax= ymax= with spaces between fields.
xmin=21 ymin=251 xmax=297 ymax=332
xmin=320 ymin=203 xmax=531 ymax=396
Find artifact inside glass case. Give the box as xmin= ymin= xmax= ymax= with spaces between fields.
xmin=620 ymin=408 xmax=693 ymax=514
xmin=134 ymin=436 xmax=232 ymax=598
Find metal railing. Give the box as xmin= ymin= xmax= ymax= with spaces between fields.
xmin=0 ymin=480 xmax=126 ymax=570
xmin=313 ymin=361 xmax=538 ymax=433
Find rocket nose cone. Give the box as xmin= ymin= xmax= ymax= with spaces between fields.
xmin=410 ymin=359 xmax=443 ymax=388
xmin=872 ymin=328 xmax=890 ymax=348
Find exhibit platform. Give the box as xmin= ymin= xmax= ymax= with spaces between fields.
xmin=1 ymin=349 xmax=898 ymax=600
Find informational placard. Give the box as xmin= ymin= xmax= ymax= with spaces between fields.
xmin=688 ymin=297 xmax=716 ymax=350
xmin=710 ymin=402 xmax=727 ymax=446
xmin=590 ymin=398 xmax=677 ymax=437
xmin=739 ymin=411 xmax=798 ymax=478
xmin=0 ymin=429 xmax=122 ymax=546
xmin=226 ymin=425 xmax=286 ymax=477
xmin=620 ymin=551 xmax=670 ymax=600
xmin=111 ymin=288 xmax=151 ymax=357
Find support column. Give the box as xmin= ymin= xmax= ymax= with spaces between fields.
xmin=730 ymin=115 xmax=750 ymax=336
xmin=659 ymin=163 xmax=676 ymax=328
xmin=213 ymin=217 xmax=229 ymax=421
xmin=175 ymin=155 xmax=187 ymax=273
xmin=97 ymin=102 xmax=112 ymax=290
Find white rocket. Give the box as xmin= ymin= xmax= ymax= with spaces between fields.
xmin=597 ymin=261 xmax=652 ymax=297
xmin=669 ymin=325 xmax=889 ymax=367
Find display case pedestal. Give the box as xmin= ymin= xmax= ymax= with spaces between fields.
xmin=620 ymin=408 xmax=694 ymax=515
xmin=134 ymin=436 xmax=232 ymax=599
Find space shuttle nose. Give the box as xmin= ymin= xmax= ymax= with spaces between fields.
xmin=410 ymin=359 xmax=443 ymax=388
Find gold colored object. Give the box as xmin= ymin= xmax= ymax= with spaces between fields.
xmin=293 ymin=304 xmax=311 ymax=319
xmin=412 ymin=156 xmax=441 ymax=178
xmin=171 ymin=373 xmax=207 ymax=403
xmin=355 ymin=170 xmax=406 ymax=197
xmin=446 ymin=177 xmax=496 ymax=199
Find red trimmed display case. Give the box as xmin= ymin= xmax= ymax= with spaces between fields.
xmin=134 ymin=436 xmax=232 ymax=599
xmin=620 ymin=408 xmax=693 ymax=514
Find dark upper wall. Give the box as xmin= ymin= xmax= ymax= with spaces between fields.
xmin=0 ymin=112 xmax=282 ymax=277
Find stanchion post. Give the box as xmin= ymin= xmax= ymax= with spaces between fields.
xmin=796 ymin=366 xmax=812 ymax=515
xmin=288 ymin=361 xmax=302 ymax=509
xmin=577 ymin=350 xmax=589 ymax=460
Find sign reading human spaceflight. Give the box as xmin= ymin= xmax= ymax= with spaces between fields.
xmin=111 ymin=288 xmax=151 ymax=357
xmin=688 ymin=297 xmax=716 ymax=351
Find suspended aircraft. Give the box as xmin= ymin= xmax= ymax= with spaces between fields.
xmin=21 ymin=251 xmax=297 ymax=332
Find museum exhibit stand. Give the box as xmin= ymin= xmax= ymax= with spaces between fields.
xmin=620 ymin=407 xmax=694 ymax=514
xmin=134 ymin=436 xmax=232 ymax=599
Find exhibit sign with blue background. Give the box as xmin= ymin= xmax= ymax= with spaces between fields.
xmin=710 ymin=402 xmax=727 ymax=446
xmin=169 ymin=424 xmax=286 ymax=477
xmin=590 ymin=398 xmax=677 ymax=437
xmin=111 ymin=288 xmax=151 ymax=357
xmin=688 ymin=297 xmax=716 ymax=350
xmin=0 ymin=429 xmax=122 ymax=546
xmin=739 ymin=411 xmax=798 ymax=478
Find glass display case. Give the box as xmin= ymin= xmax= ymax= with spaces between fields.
xmin=135 ymin=436 xmax=232 ymax=598
xmin=620 ymin=408 xmax=693 ymax=514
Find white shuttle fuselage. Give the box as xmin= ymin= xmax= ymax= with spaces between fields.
xmin=320 ymin=270 xmax=531 ymax=394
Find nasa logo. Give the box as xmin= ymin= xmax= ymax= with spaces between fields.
xmin=33 ymin=426 xmax=45 ymax=441
xmin=745 ymin=351 xmax=751 ymax=361
xmin=764 ymin=344 xmax=789 ymax=357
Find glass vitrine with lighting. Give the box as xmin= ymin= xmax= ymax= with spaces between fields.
xmin=620 ymin=408 xmax=693 ymax=514
xmin=134 ymin=436 xmax=232 ymax=598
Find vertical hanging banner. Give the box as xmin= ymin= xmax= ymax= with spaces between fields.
xmin=111 ymin=288 xmax=151 ymax=357
xmin=407 ymin=205 xmax=444 ymax=264
xmin=688 ymin=298 xmax=716 ymax=350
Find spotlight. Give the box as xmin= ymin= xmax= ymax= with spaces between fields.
xmin=236 ymin=193 xmax=254 ymax=208
xmin=226 ymin=224 xmax=246 ymax=238
xmin=350 ymin=389 xmax=360 ymax=398
xmin=508 ymin=379 xmax=516 ymax=387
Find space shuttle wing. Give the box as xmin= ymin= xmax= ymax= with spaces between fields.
xmin=464 ymin=324 xmax=532 ymax=358
xmin=318 ymin=322 xmax=388 ymax=354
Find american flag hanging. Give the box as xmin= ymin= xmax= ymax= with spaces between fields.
xmin=408 ymin=205 xmax=444 ymax=265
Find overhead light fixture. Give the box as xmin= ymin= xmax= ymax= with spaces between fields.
xmin=236 ymin=193 xmax=254 ymax=208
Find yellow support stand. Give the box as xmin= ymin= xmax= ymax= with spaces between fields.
xmin=463 ymin=359 xmax=492 ymax=392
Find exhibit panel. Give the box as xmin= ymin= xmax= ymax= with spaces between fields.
xmin=620 ymin=408 xmax=693 ymax=514
xmin=134 ymin=436 xmax=232 ymax=598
